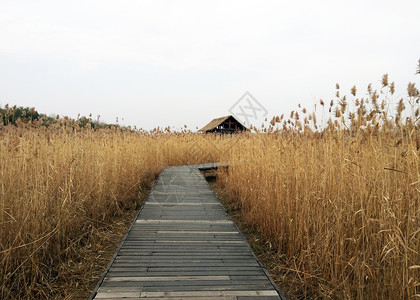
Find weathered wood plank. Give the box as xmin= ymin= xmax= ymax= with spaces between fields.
xmin=98 ymin=285 xmax=276 ymax=292
xmin=90 ymin=164 xmax=284 ymax=300
xmin=105 ymin=275 xmax=231 ymax=282
xmin=139 ymin=290 xmax=279 ymax=297
xmin=107 ymin=271 xmax=266 ymax=277
xmin=101 ymin=281 xmax=272 ymax=289
xmin=135 ymin=220 xmax=233 ymax=224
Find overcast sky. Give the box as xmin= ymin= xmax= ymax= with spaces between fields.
xmin=0 ymin=0 xmax=419 ymax=130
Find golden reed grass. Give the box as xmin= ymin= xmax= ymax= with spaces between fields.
xmin=0 ymin=74 xmax=418 ymax=299
xmin=0 ymin=122 xmax=228 ymax=298
xmin=218 ymin=77 xmax=420 ymax=299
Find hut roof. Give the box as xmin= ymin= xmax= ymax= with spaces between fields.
xmin=198 ymin=115 xmax=247 ymax=133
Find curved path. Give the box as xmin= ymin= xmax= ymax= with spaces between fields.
xmin=90 ymin=163 xmax=285 ymax=300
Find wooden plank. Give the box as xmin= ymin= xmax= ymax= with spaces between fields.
xmin=97 ymin=298 xmax=238 ymax=300
xmin=117 ymin=248 xmax=247 ymax=252
xmin=135 ymin=220 xmax=233 ymax=224
xmin=107 ymin=271 xmax=266 ymax=277
xmin=111 ymin=266 xmax=264 ymax=272
xmin=90 ymin=165 xmax=283 ymax=300
xmin=102 ymin=280 xmax=272 ymax=288
xmin=139 ymin=290 xmax=279 ymax=297
xmin=106 ymin=275 xmax=230 ymax=282
xmin=121 ymin=240 xmax=245 ymax=244
xmin=95 ymin=292 xmax=139 ymax=298
xmin=115 ymin=255 xmax=254 ymax=260
xmin=110 ymin=262 xmax=261 ymax=268
xmin=145 ymin=202 xmax=222 ymax=206
xmin=155 ymin=231 xmax=238 ymax=234
xmin=99 ymin=285 xmax=275 ymax=292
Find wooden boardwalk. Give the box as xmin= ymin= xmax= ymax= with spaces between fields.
xmin=90 ymin=163 xmax=285 ymax=300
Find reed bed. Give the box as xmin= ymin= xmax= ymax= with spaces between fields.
xmin=218 ymin=78 xmax=420 ymax=299
xmin=0 ymin=74 xmax=418 ymax=299
xmin=0 ymin=122 xmax=229 ymax=298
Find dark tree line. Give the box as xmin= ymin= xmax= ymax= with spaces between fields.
xmin=0 ymin=104 xmax=119 ymax=129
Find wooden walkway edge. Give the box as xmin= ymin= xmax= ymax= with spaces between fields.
xmin=89 ymin=163 xmax=286 ymax=300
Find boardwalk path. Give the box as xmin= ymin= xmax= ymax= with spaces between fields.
xmin=90 ymin=163 xmax=285 ymax=299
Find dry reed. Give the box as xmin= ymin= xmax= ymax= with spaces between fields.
xmin=0 ymin=74 xmax=418 ymax=299
xmin=0 ymin=122 xmax=230 ymax=298
xmin=217 ymin=77 xmax=419 ymax=299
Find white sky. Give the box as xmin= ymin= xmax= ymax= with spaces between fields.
xmin=0 ymin=0 xmax=419 ymax=130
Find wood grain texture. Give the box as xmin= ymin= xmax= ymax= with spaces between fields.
xmin=90 ymin=164 xmax=285 ymax=299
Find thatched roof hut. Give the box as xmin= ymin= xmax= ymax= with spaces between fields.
xmin=198 ymin=115 xmax=247 ymax=133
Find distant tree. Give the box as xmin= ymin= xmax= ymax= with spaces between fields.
xmin=0 ymin=104 xmax=123 ymax=130
xmin=0 ymin=105 xmax=40 ymax=126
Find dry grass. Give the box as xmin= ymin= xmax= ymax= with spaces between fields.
xmin=205 ymin=170 xmax=305 ymax=299
xmin=216 ymin=78 xmax=420 ymax=299
xmin=0 ymin=123 xmax=230 ymax=298
xmin=0 ymin=74 xmax=419 ymax=299
xmin=50 ymin=206 xmax=140 ymax=299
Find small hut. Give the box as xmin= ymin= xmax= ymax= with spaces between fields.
xmin=198 ymin=115 xmax=247 ymax=133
